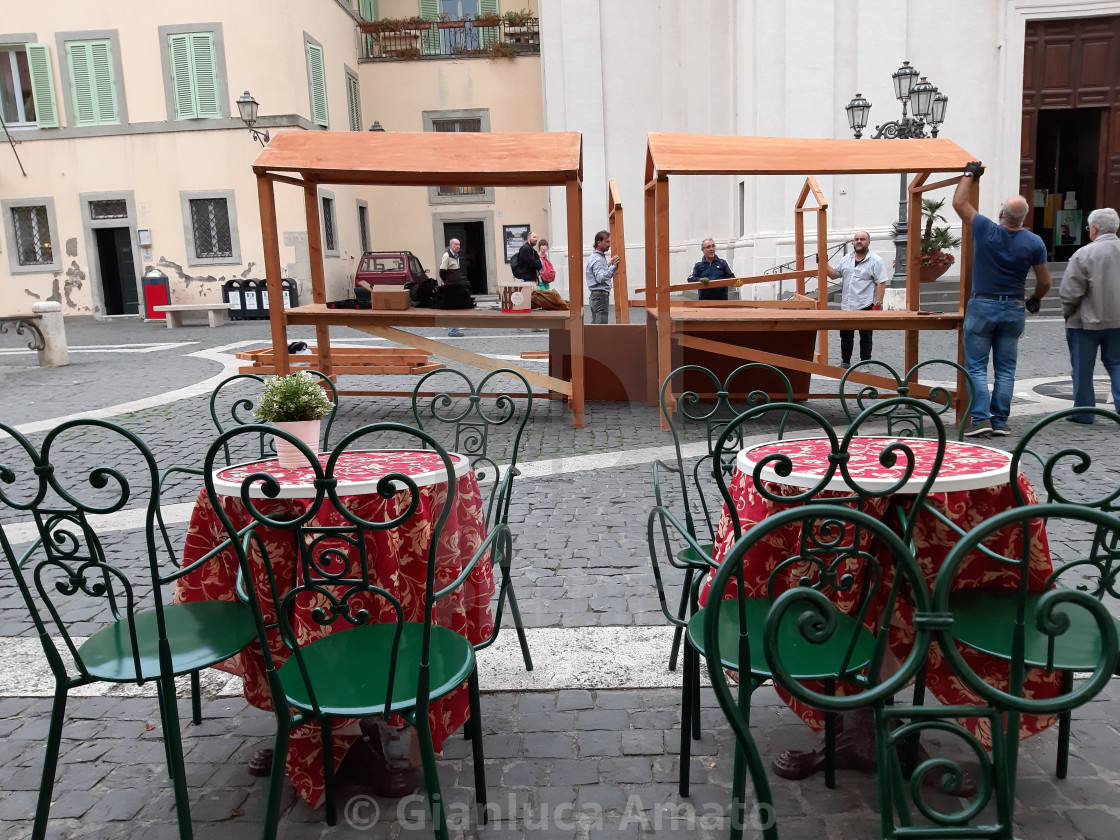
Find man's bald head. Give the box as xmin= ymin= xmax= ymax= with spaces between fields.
xmin=999 ymin=196 xmax=1030 ymax=229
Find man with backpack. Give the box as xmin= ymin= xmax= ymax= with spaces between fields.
xmin=512 ymin=232 xmax=542 ymax=284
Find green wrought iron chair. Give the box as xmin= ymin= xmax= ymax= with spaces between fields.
xmin=995 ymin=406 xmax=1120 ymax=777
xmin=701 ymin=504 xmax=935 ymax=840
xmin=651 ymin=397 xmax=947 ymax=796
xmin=205 ymin=421 xmax=499 ymax=840
xmin=870 ymin=503 xmax=1120 ymax=840
xmin=655 ymin=363 xmax=794 ymax=672
xmin=411 ymin=367 xmax=534 ymax=671
xmin=0 ymin=418 xmax=258 ymax=840
xmin=839 ymin=358 xmax=975 ymax=441
xmin=154 ymin=370 xmax=338 ymax=722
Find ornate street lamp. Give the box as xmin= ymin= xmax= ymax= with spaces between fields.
xmin=845 ymin=62 xmax=950 ymax=288
xmin=236 ymin=91 xmax=270 ymax=146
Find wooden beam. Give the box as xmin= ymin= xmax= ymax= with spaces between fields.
xmin=676 ymin=333 xmax=945 ymax=400
xmin=257 ymin=174 xmax=290 ymax=376
xmin=302 ymin=181 xmax=334 ymax=380
xmin=656 ymin=176 xmax=673 ymax=428
xmin=608 ymin=178 xmax=630 ymax=323
xmin=913 ymin=174 xmax=964 ymax=195
xmin=358 ymin=324 xmax=573 ymax=395
xmin=566 ymin=176 xmax=585 ymax=427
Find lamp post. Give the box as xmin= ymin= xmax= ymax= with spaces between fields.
xmin=236 ymin=91 xmax=270 ymax=146
xmin=845 ymin=62 xmax=948 ymax=288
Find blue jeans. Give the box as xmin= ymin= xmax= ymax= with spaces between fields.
xmin=963 ymin=297 xmax=1025 ymax=428
xmin=1066 ymin=327 xmax=1120 ymax=423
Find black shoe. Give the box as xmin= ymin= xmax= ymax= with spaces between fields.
xmin=990 ymin=425 xmax=1010 ymax=436
xmin=964 ymin=421 xmax=991 ymax=437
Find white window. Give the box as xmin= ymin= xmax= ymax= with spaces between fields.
xmin=3 ymin=197 xmax=61 ymax=274
xmin=0 ymin=43 xmax=58 ymax=128
xmin=179 ymin=190 xmax=241 ymax=266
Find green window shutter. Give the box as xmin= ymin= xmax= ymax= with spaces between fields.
xmin=359 ymin=0 xmax=379 ymax=21
xmin=189 ymin=33 xmax=220 ymax=119
xmin=306 ymin=43 xmax=328 ymax=128
xmin=90 ymin=41 xmax=118 ymax=123
xmin=477 ymin=0 xmax=500 ymax=46
xmin=478 ymin=0 xmax=499 ymax=15
xmin=25 ymin=44 xmax=59 ymax=128
xmin=67 ymin=40 xmax=118 ymax=126
xmin=167 ymin=34 xmax=197 ymax=119
xmin=418 ymin=0 xmax=440 ymax=54
xmin=345 ymin=74 xmax=361 ymax=132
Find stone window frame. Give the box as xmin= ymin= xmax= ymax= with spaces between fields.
xmin=2 ymin=196 xmax=61 ymax=274
xmin=179 ymin=189 xmax=241 ymax=266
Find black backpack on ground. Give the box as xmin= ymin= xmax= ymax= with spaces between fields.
xmin=406 ymin=277 xmax=439 ymax=308
xmin=434 ymin=283 xmax=475 ymax=310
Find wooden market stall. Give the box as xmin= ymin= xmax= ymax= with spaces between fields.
xmin=644 ymin=134 xmax=980 ymax=427
xmin=252 ymin=130 xmax=588 ymax=427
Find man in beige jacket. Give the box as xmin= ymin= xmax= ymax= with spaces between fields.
xmin=1059 ymin=207 xmax=1120 ymax=423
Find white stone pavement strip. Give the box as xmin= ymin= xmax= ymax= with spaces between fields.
xmin=0 ymin=340 xmax=198 ymax=356
xmin=0 ymin=626 xmax=705 ymax=699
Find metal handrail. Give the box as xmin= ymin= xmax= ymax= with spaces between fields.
xmin=765 ymin=240 xmax=850 ymax=301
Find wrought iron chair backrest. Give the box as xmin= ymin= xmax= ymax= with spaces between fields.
xmin=209 ymin=370 xmax=339 ymax=465
xmin=840 ymin=359 xmax=975 ymax=441
xmin=712 ymin=397 xmax=947 ymax=548
xmin=658 ymin=364 xmax=794 ymax=545
xmin=0 ymin=418 xmax=170 ymax=685
xmin=203 ymin=421 xmax=479 ymax=719
xmin=704 ymin=504 xmax=933 ymax=840
xmin=411 ymin=367 xmax=532 ymax=529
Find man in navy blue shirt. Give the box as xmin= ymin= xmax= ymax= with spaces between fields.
xmin=952 ymin=162 xmax=1050 ymax=437
xmin=690 ymin=238 xmax=735 ymax=301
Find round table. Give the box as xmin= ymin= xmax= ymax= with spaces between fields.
xmin=176 ymin=449 xmax=494 ymax=808
xmin=704 ymin=435 xmax=1058 ymax=745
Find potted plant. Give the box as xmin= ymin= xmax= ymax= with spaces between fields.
xmin=502 ymin=9 xmax=533 ymax=28
xmin=253 ymin=371 xmax=335 ymax=468
xmin=488 ymin=40 xmax=517 ymax=60
xmin=437 ymin=13 xmax=466 ymax=29
xmin=892 ymin=197 xmax=962 ymax=283
xmin=359 ymin=17 xmax=405 ymax=34
xmin=403 ymin=14 xmax=433 ymax=31
xmin=473 ymin=12 xmax=501 ymax=27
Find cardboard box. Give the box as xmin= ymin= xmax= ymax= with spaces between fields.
xmin=365 ymin=285 xmax=411 ymax=310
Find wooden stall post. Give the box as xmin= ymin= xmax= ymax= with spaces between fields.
xmin=302 ymin=182 xmax=334 ymax=379
xmin=816 ymin=196 xmax=830 ymax=365
xmin=257 ymin=173 xmax=290 ymax=376
xmin=566 ymin=176 xmax=585 ymax=428
xmin=644 ymin=179 xmax=658 ymax=405
xmin=904 ymin=174 xmax=926 ymax=374
xmin=608 ymin=179 xmax=630 ymax=322
xmin=656 ymin=175 xmax=672 ymax=429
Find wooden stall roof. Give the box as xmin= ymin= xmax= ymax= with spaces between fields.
xmin=645 ymin=134 xmax=975 ymax=180
xmin=253 ymin=130 xmax=583 ymax=187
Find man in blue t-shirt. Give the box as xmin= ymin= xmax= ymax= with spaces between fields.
xmin=952 ymin=162 xmax=1051 ymax=437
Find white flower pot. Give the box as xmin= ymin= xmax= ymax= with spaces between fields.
xmin=272 ymin=419 xmax=321 ymax=468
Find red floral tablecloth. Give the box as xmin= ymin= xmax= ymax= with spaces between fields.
xmin=702 ymin=437 xmax=1059 ymax=744
xmin=175 ymin=450 xmax=494 ymax=808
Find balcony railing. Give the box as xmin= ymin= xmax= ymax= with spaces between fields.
xmin=358 ymin=18 xmax=540 ymax=61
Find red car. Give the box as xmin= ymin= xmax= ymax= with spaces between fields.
xmin=355 ymin=251 xmax=429 ymax=289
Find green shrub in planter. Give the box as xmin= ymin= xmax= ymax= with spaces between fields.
xmin=253 ymin=372 xmax=334 ymax=423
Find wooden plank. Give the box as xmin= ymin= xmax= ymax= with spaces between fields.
xmin=668 ymin=308 xmax=961 ymax=329
xmin=656 ymin=175 xmax=673 ymax=429
xmin=608 ymin=178 xmax=629 ymax=322
xmin=252 ymin=130 xmax=582 ymax=186
xmin=676 ymin=333 xmax=946 ymax=400
xmin=358 ymin=324 xmax=573 ymax=395
xmin=566 ymin=176 xmax=585 ymax=428
xmin=520 ymin=351 xmax=550 ymax=359
xmin=646 ymin=134 xmax=977 ymax=176
xmin=257 ymin=174 xmax=290 ymax=377
xmin=665 ymin=299 xmax=818 ymax=309
xmin=282 ymin=304 xmax=570 ymax=329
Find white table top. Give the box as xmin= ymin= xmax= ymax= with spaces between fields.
xmin=212 ymin=449 xmax=471 ymax=499
xmin=736 ymin=436 xmax=1012 ymax=494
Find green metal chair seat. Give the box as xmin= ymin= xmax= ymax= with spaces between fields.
xmin=79 ymin=600 xmax=257 ymax=682
xmin=278 ymin=624 xmax=476 ymax=717
xmin=951 ymin=591 xmax=1120 ymax=672
xmin=687 ymin=599 xmax=876 ymax=680
xmin=678 ymin=543 xmax=714 ymax=566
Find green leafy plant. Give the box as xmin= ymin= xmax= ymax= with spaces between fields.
xmin=489 ymin=40 xmax=517 ymax=59
xmin=405 ymin=14 xmax=433 ymax=27
xmin=502 ymin=8 xmax=533 ymax=26
xmin=253 ymin=372 xmax=334 ymax=423
xmin=361 ymin=17 xmax=407 ymax=33
xmin=473 ymin=13 xmax=501 ymax=26
xmin=892 ymin=197 xmax=962 ymax=267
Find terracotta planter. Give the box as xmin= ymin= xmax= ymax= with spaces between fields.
xmin=919 ymin=254 xmax=952 ymax=283
xmin=437 ymin=20 xmax=465 ymax=29
xmin=272 ymin=419 xmax=321 ymax=468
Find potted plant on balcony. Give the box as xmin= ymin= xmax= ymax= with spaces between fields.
xmin=403 ymin=14 xmax=434 ymax=31
xmin=253 ymin=371 xmax=335 ymax=468
xmin=473 ymin=11 xmax=501 ymax=27
xmin=892 ymin=197 xmax=961 ymax=283
xmin=502 ymin=9 xmax=533 ymax=29
xmin=359 ymin=17 xmax=405 ymax=34
xmin=437 ymin=13 xmax=467 ymax=29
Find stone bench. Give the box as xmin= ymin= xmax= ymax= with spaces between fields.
xmin=154 ymin=302 xmax=237 ymax=328
xmin=1 ymin=301 xmax=68 ymax=367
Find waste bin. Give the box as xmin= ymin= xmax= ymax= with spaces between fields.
xmin=241 ymin=279 xmax=263 ymax=320
xmin=221 ymin=279 xmax=247 ymax=321
xmin=281 ymin=277 xmax=300 ymax=309
xmin=142 ymin=269 xmax=170 ymax=320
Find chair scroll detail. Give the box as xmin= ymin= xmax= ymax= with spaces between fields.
xmin=412 ymin=367 xmax=533 ymax=671
xmin=840 ymin=359 xmax=975 ymax=441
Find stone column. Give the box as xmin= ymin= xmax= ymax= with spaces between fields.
xmin=31 ymin=301 xmax=69 ymax=367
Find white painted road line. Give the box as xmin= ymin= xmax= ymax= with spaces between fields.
xmin=0 ymin=626 xmax=701 ymax=699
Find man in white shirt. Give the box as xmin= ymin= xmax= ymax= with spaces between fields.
xmin=439 ymin=238 xmax=464 ymax=337
xmin=826 ymin=231 xmax=887 ymax=368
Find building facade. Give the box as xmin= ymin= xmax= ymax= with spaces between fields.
xmin=0 ymin=0 xmax=543 ymax=317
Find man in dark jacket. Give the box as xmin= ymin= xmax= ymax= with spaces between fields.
xmin=691 ymin=238 xmax=734 ymax=301
xmin=514 ymin=232 xmax=543 ymax=282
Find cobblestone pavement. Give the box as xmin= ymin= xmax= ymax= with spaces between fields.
xmin=0 ymin=314 xmax=1118 ymax=839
